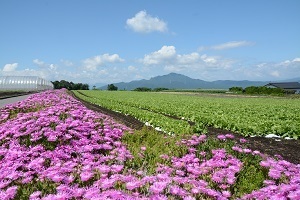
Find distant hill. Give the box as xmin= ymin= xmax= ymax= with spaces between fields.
xmin=99 ymin=73 xmax=271 ymax=90
xmin=93 ymin=82 xmax=106 ymax=88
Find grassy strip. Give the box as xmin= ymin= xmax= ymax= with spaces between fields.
xmin=122 ymin=127 xmax=190 ymax=174
xmin=122 ymin=128 xmax=268 ymax=198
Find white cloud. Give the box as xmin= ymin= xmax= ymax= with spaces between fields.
xmin=60 ymin=59 xmax=73 ymax=66
xmin=200 ymin=54 xmax=218 ymax=64
xmin=141 ymin=45 xmax=235 ymax=71
xmin=33 ymin=59 xmax=45 ymax=66
xmin=3 ymin=63 xmax=18 ymax=71
xmin=292 ymin=58 xmax=300 ymax=62
xmin=142 ymin=46 xmax=176 ymax=65
xmin=128 ymin=65 xmax=136 ymax=71
xmin=33 ymin=59 xmax=57 ymax=71
xmin=208 ymin=41 xmax=254 ymax=50
xmin=236 ymin=57 xmax=300 ymax=81
xmin=270 ymin=70 xmax=280 ymax=77
xmin=82 ymin=54 xmax=124 ymax=71
xmin=126 ymin=10 xmax=168 ymax=33
xmin=177 ymin=53 xmax=200 ymax=64
xmin=197 ymin=41 xmax=254 ymax=53
xmin=141 ymin=46 xmax=235 ymax=77
xmin=280 ymin=57 xmax=300 ymax=65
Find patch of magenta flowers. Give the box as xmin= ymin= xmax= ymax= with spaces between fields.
xmin=0 ymin=89 xmax=299 ymax=199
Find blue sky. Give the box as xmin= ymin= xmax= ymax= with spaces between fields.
xmin=1 ymin=0 xmax=299 ymax=85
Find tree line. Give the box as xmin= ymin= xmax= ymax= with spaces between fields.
xmin=106 ymin=84 xmax=169 ymax=92
xmin=229 ymin=86 xmax=291 ymax=95
xmin=52 ymin=80 xmax=89 ymax=90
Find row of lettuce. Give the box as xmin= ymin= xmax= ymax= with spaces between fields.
xmin=74 ymin=90 xmax=300 ymax=139
xmin=0 ymin=89 xmax=299 ymax=199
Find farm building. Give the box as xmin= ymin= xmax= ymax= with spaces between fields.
xmin=265 ymin=82 xmax=300 ymax=94
xmin=0 ymin=76 xmax=53 ymax=91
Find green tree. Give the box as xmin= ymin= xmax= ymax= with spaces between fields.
xmin=51 ymin=80 xmax=89 ymax=90
xmin=107 ymin=84 xmax=118 ymax=91
xmin=229 ymin=87 xmax=243 ymax=93
xmin=133 ymin=87 xmax=152 ymax=92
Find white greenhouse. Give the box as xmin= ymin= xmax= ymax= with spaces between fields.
xmin=0 ymin=76 xmax=53 ymax=91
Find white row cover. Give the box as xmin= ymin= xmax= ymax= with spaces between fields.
xmin=0 ymin=76 xmax=53 ymax=91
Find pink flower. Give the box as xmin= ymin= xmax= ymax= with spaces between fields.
xmin=126 ymin=181 xmax=141 ymax=190
xmin=97 ymin=165 xmax=111 ymax=173
xmin=0 ymin=180 xmax=11 ymax=189
xmin=260 ymin=160 xmax=270 ymax=167
xmin=243 ymin=148 xmax=252 ymax=153
xmin=222 ymin=190 xmax=231 ymax=198
xmin=150 ymin=182 xmax=168 ymax=194
xmin=226 ymin=177 xmax=236 ymax=185
xmin=217 ymin=134 xmax=226 ymax=140
xmin=268 ymin=168 xmax=282 ymax=179
xmin=232 ymin=146 xmax=243 ymax=153
xmin=239 ymin=138 xmax=247 ymax=143
xmin=111 ymin=164 xmax=123 ymax=173
xmin=51 ymin=174 xmax=65 ymax=183
xmin=80 ymin=171 xmax=94 ymax=182
xmin=191 ymin=188 xmax=200 ymax=194
xmin=225 ymin=134 xmax=234 ymax=139
xmin=183 ymin=196 xmax=196 ymax=200
xmin=169 ymin=185 xmax=187 ymax=196
xmin=83 ymin=187 xmax=99 ymax=199
xmin=141 ymin=146 xmax=146 ymax=151
xmin=263 ymin=180 xmax=275 ymax=185
xmin=101 ymin=178 xmax=115 ymax=189
xmin=5 ymin=186 xmax=18 ymax=199
xmin=29 ymin=191 xmax=42 ymax=199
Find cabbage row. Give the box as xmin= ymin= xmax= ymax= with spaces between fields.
xmin=74 ymin=90 xmax=300 ymax=139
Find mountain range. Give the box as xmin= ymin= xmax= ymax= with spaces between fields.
xmin=99 ymin=73 xmax=300 ymax=90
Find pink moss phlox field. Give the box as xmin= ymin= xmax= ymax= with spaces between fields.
xmin=0 ymin=89 xmax=299 ymax=199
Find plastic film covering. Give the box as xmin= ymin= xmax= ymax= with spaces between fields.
xmin=0 ymin=76 xmax=53 ymax=91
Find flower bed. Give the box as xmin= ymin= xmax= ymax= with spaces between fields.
xmin=0 ymin=89 xmax=299 ymax=199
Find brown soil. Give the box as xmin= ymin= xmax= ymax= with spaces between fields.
xmin=73 ymin=93 xmax=300 ymax=164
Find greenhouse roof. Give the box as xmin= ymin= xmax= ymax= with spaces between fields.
xmin=0 ymin=76 xmax=53 ymax=91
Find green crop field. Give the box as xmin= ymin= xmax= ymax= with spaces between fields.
xmin=73 ymin=90 xmax=300 ymax=139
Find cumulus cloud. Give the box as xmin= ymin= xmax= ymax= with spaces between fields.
xmin=281 ymin=57 xmax=300 ymax=65
xmin=177 ymin=53 xmax=200 ymax=65
xmin=200 ymin=54 xmax=218 ymax=64
xmin=82 ymin=54 xmax=124 ymax=71
xmin=33 ymin=59 xmax=57 ymax=71
xmin=33 ymin=59 xmax=45 ymax=66
xmin=126 ymin=10 xmax=168 ymax=33
xmin=142 ymin=46 xmax=176 ymax=65
xmin=141 ymin=45 xmax=231 ymax=70
xmin=238 ymin=57 xmax=300 ymax=81
xmin=293 ymin=58 xmax=300 ymax=62
xmin=3 ymin=63 xmax=18 ymax=71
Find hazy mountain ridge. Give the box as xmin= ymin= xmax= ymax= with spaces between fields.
xmin=99 ymin=73 xmax=299 ymax=90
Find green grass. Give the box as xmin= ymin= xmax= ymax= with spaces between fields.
xmin=122 ymin=127 xmax=190 ymax=174
xmin=122 ymin=128 xmax=270 ymax=198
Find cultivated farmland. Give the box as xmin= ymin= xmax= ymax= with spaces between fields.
xmin=74 ymin=90 xmax=300 ymax=139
